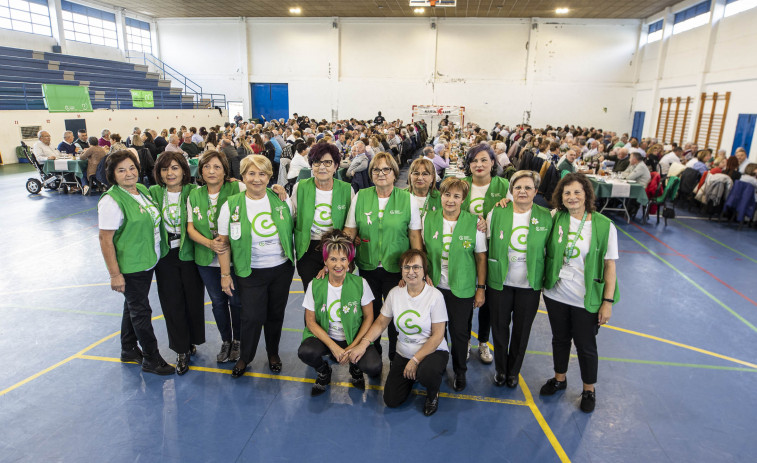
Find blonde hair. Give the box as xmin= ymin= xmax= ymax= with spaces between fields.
xmin=509 ymin=170 xmax=541 ymax=192
xmin=438 ymin=177 xmax=469 ymax=200
xmin=407 ymin=158 xmax=437 ymax=196
xmin=240 ymin=154 xmax=272 ymax=177
xmin=369 ymin=151 xmax=399 ymax=179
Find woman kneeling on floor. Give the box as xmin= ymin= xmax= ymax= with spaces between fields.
xmin=350 ymin=249 xmax=449 ymax=416
xmin=298 ymin=230 xmax=381 ymax=396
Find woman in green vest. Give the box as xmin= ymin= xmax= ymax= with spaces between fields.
xmin=343 ymin=151 xmax=423 ymax=360
xmin=486 ymin=170 xmax=553 ymax=388
xmin=461 ymin=143 xmax=510 ymax=365
xmin=186 ymin=150 xmax=246 ymax=364
xmin=298 ymin=231 xmax=381 ymax=396
xmin=98 ymin=149 xmax=173 ymax=375
xmin=540 ymin=173 xmax=620 ymax=413
xmin=218 ymin=154 xmax=295 ymax=378
xmin=149 ymin=151 xmax=204 ymax=375
xmin=422 ymin=177 xmax=488 ymax=392
xmin=407 ymin=158 xmax=441 ymax=220
xmin=290 ymin=142 xmax=354 ymax=292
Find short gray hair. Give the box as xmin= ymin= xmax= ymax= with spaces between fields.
xmin=509 ymin=170 xmax=542 ymax=192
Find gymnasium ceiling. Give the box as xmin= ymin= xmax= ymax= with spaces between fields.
xmin=109 ymin=0 xmax=681 ymax=20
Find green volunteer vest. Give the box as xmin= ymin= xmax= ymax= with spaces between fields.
xmin=226 ymin=189 xmax=295 ymax=278
xmin=150 ymin=183 xmax=196 ymax=262
xmin=411 ymin=189 xmax=442 ymax=218
xmin=302 ymin=272 xmax=365 ymax=344
xmin=487 ymin=204 xmax=552 ymax=291
xmin=424 ymin=209 xmax=479 ymax=298
xmin=101 ymin=183 xmax=160 ymax=274
xmin=354 ymin=187 xmax=412 ymax=273
xmin=294 ymin=178 xmax=352 ymax=260
xmin=188 ymin=182 xmax=240 ymax=266
xmin=544 ymin=211 xmax=621 ymax=313
xmin=461 ymin=176 xmax=510 ymax=217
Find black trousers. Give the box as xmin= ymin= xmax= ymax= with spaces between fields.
xmin=297 ymin=336 xmax=382 ymax=377
xmin=154 ymin=248 xmax=206 ymax=354
xmin=543 ymin=296 xmax=599 ymax=385
xmin=296 ymin=240 xmax=324 ymax=293
xmin=440 ymin=288 xmax=473 ymax=374
xmin=121 ymin=269 xmax=158 ymax=355
xmin=488 ymin=285 xmax=541 ymax=377
xmin=237 ymin=261 xmax=295 ymax=364
xmin=383 ymin=350 xmax=449 ymax=407
xmin=359 ymin=267 xmax=401 ymax=359
xmin=469 ymin=300 xmax=491 ymax=343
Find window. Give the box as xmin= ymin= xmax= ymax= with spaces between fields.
xmin=61 ymin=0 xmax=118 ymax=48
xmin=673 ymin=0 xmax=711 ymax=35
xmin=125 ymin=17 xmax=152 ymax=53
xmin=0 ymin=0 xmax=52 ymax=37
xmin=647 ymin=19 xmax=663 ymax=43
xmin=724 ymin=0 xmax=757 ymax=17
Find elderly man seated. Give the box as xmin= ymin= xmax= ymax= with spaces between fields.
xmin=164 ymin=134 xmax=186 ymax=158
xmin=346 ymin=140 xmax=369 ymax=179
xmin=57 ymin=131 xmax=81 ymax=156
xmin=180 ymin=132 xmax=201 ymax=158
xmin=32 ymin=130 xmax=61 ymax=163
xmin=600 ymin=147 xmax=630 ymax=173
xmin=621 ymin=152 xmax=651 ymax=187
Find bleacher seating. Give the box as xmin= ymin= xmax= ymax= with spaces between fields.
xmin=0 ymin=45 xmax=198 ymax=110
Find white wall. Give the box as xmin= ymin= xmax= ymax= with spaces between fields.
xmin=1 ymin=108 xmax=226 ymax=165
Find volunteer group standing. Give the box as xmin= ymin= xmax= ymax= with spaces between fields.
xmin=98 ymin=142 xmax=619 ymax=416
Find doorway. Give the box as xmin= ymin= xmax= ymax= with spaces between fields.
xmin=250 ymin=83 xmax=289 ymax=123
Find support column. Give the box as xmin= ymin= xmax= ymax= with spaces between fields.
xmin=523 ymin=18 xmax=539 ymax=125
xmin=47 ymin=0 xmax=67 ymax=54
xmin=330 ymin=16 xmax=340 ymax=121
xmin=115 ymin=8 xmax=127 ymax=55
xmin=151 ymin=20 xmax=160 ymax=58
xmin=649 ymin=8 xmax=674 ymax=141
xmin=239 ymin=17 xmax=251 ymax=118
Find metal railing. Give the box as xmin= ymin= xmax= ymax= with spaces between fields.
xmin=125 ymin=50 xmax=203 ymax=95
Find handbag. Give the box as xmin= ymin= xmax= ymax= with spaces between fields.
xmin=662 ymin=206 xmax=676 ymax=219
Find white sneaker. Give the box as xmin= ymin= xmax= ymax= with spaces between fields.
xmin=466 ymin=340 xmax=471 ymax=361
xmin=479 ymin=343 xmax=493 ymax=364
xmin=82 ymin=185 xmax=90 ymax=196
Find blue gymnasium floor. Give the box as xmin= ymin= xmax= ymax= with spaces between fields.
xmin=1 ymin=163 xmax=756 ymax=463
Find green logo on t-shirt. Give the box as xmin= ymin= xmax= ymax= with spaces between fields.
xmin=565 ymin=232 xmax=584 ymax=259
xmin=509 ymin=226 xmax=528 ymax=253
xmin=470 ymin=197 xmax=484 ymax=215
xmin=252 ymin=211 xmax=277 ymax=237
xmin=313 ymin=203 xmax=332 ymax=227
xmin=441 ymin=234 xmax=452 ymax=260
xmin=397 ymin=309 xmax=422 ymax=335
xmin=328 ymin=299 xmax=341 ymax=323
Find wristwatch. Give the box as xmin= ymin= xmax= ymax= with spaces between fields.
xmin=602 ymin=298 xmax=614 ymax=303
xmin=476 ymin=284 xmax=486 ymax=290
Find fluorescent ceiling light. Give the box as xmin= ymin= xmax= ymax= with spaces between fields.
xmin=289 ymin=7 xmax=302 ymax=14
xmin=555 ymin=7 xmax=569 ymax=14
xmin=414 ymin=7 xmax=425 ymax=13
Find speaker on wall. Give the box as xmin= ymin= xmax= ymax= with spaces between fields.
xmin=52 ymin=45 xmax=61 ymax=53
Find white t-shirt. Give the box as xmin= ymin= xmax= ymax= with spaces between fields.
xmin=543 ymin=215 xmax=619 ymax=307
xmin=302 ymin=278 xmax=374 ymax=341
xmin=380 ymin=285 xmax=449 ymax=358
xmin=218 ymin=195 xmax=292 ymax=269
xmin=422 ymin=216 xmax=487 ymax=290
xmin=486 ymin=209 xmax=532 ymax=289
xmin=410 ymin=193 xmax=439 ymax=219
xmin=98 ymin=190 xmax=161 ymax=270
xmin=162 ymin=190 xmax=182 ymax=240
xmin=290 ymin=183 xmax=355 ymax=241
xmin=187 ymin=182 xmax=246 ymax=267
xmin=468 ymin=182 xmax=512 ymax=215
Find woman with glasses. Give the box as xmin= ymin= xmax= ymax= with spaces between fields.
xmin=344 ymin=152 xmax=423 ymax=361
xmin=461 ymin=143 xmax=510 ymax=365
xmin=186 ymin=151 xmax=246 ymax=364
xmin=486 ymin=171 xmax=552 ymax=388
xmin=407 ymin=158 xmax=441 ymax=220
xmin=290 ymin=142 xmax=354 ymax=291
xmin=422 ymin=177 xmax=487 ymax=392
xmin=350 ymin=249 xmax=449 ymax=416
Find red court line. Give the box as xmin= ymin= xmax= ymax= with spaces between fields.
xmin=630 ymin=223 xmax=757 ymax=308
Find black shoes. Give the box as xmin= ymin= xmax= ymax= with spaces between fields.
xmin=539 ymin=378 xmax=567 ymax=395
xmin=189 ymin=344 xmax=197 ymax=357
xmin=423 ymin=392 xmax=439 ymax=416
xmin=120 ymin=346 xmax=143 ymax=364
xmin=268 ymin=355 xmax=282 ymax=373
xmin=231 ymin=360 xmax=247 ymax=378
xmin=349 ymin=364 xmax=365 ymax=390
xmin=311 ymin=364 xmax=332 ymax=396
xmin=580 ymin=390 xmax=596 ymax=413
xmin=229 ymin=340 xmax=241 ymax=362
xmin=494 ymin=373 xmax=506 ymax=387
xmin=142 ymin=353 xmax=175 ymax=376
xmin=452 ymin=373 xmax=466 ymax=392
xmin=506 ymin=375 xmax=519 ymax=388
xmin=176 ymin=353 xmax=189 ymax=375
xmin=217 ymin=341 xmax=231 ymax=363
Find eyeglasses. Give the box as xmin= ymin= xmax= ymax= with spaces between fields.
xmin=312 ymin=160 xmax=334 ymax=167
xmin=513 ymin=185 xmax=534 ymax=192
xmin=402 ymin=265 xmax=423 ymax=273
xmin=410 ymin=171 xmax=432 ymax=178
xmin=372 ymin=167 xmax=393 ymax=176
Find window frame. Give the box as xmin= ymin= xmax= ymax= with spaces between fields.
xmin=0 ymin=0 xmax=52 ymax=37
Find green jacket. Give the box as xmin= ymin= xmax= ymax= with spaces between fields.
xmin=294 ymin=177 xmax=352 ymax=260
xmin=424 ymin=209 xmax=479 ymax=298
xmin=354 ymin=187 xmax=412 ymax=273
xmin=302 ymin=273 xmax=365 ymax=344
xmin=187 ymin=182 xmax=240 ymax=266
xmin=149 ymin=183 xmax=196 ymax=262
xmin=461 ymin=176 xmax=510 ymax=217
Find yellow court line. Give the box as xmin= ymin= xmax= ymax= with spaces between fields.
xmin=470 ymin=331 xmax=570 ymax=462
xmin=0 ymin=315 xmax=164 ymax=398
xmin=535 ymin=310 xmax=757 ymax=370
xmin=75 ymin=354 xmax=528 ymax=407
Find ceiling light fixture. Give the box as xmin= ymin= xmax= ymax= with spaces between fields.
xmin=289 ymin=7 xmax=302 ymax=14
xmin=555 ymin=7 xmax=569 ymax=14
xmin=414 ymin=7 xmax=425 ymax=13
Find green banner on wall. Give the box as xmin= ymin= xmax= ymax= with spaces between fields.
xmin=41 ymin=84 xmax=93 ymax=113
xmin=130 ymin=89 xmax=154 ymax=108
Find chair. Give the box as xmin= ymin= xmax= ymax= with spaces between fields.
xmin=336 ymin=167 xmax=347 ymax=181
xmin=721 ymin=180 xmax=756 ymax=230
xmin=654 ymin=176 xmax=680 ymax=225
xmin=296 ymin=168 xmax=312 ymax=182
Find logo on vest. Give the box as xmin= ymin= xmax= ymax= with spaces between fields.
xmin=389 ymin=209 xmax=401 ymax=215
xmin=397 ymin=309 xmax=422 ymax=336
xmin=510 ymin=226 xmax=528 ymax=253
xmin=252 ymin=212 xmax=277 ymax=238
xmin=337 ymin=204 xmax=347 ymax=210
xmin=313 ymin=203 xmax=333 ymax=227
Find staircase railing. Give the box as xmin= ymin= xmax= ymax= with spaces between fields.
xmin=125 ymin=51 xmax=202 ymax=95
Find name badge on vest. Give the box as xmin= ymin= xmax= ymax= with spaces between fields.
xmin=230 ymin=222 xmax=242 ymax=240
xmin=170 ymin=239 xmax=180 ymax=249
xmin=558 ymin=266 xmax=574 ymax=281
